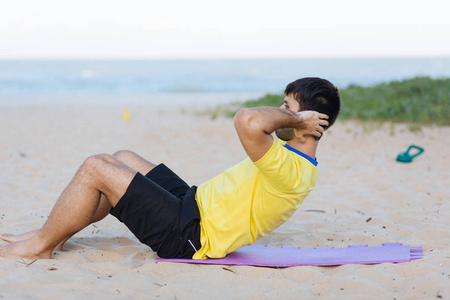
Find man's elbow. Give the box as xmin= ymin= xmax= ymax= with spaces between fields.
xmin=234 ymin=108 xmax=267 ymax=139
xmin=234 ymin=108 xmax=257 ymax=132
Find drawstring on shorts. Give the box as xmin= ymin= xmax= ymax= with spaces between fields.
xmin=188 ymin=239 xmax=198 ymax=252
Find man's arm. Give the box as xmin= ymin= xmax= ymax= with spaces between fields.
xmin=234 ymin=107 xmax=328 ymax=162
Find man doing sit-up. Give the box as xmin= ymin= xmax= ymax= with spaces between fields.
xmin=0 ymin=77 xmax=340 ymax=261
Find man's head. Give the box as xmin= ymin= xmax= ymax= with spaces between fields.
xmin=285 ymin=77 xmax=340 ymax=127
xmin=275 ymin=77 xmax=340 ymax=141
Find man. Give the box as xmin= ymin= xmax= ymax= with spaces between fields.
xmin=0 ymin=77 xmax=340 ymax=261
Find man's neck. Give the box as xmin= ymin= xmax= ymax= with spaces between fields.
xmin=286 ymin=136 xmax=319 ymax=159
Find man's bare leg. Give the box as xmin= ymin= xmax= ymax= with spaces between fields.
xmin=0 ymin=194 xmax=111 ymax=251
xmin=112 ymin=150 xmax=157 ymax=176
xmin=0 ymin=150 xmax=157 ymax=254
xmin=0 ymin=154 xmax=138 ymax=261
xmin=48 ymin=150 xmax=158 ymax=250
xmin=0 ymin=193 xmax=110 ymax=250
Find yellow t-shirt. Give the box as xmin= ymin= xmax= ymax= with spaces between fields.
xmin=193 ymin=138 xmax=318 ymax=259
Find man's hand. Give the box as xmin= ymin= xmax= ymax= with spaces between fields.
xmin=293 ymin=111 xmax=329 ymax=142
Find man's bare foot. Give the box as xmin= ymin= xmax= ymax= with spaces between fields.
xmin=0 ymin=230 xmax=39 ymax=243
xmin=1 ymin=231 xmax=64 ymax=251
xmin=0 ymin=237 xmax=52 ymax=261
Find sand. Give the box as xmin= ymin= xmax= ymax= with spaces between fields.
xmin=0 ymin=102 xmax=449 ymax=299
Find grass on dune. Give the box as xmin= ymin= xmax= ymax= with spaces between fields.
xmin=208 ymin=76 xmax=450 ymax=127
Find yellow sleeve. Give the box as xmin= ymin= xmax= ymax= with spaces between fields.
xmin=253 ymin=137 xmax=304 ymax=191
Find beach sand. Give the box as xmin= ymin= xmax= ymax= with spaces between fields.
xmin=0 ymin=103 xmax=449 ymax=299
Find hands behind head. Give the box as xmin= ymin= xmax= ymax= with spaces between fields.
xmin=294 ymin=111 xmax=329 ymax=142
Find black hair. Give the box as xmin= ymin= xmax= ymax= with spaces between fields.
xmin=285 ymin=77 xmax=340 ymax=129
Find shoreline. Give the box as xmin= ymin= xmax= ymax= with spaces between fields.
xmin=0 ymin=92 xmax=268 ymax=107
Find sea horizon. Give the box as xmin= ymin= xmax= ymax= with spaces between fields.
xmin=1 ymin=57 xmax=450 ymax=105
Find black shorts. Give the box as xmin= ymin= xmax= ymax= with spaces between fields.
xmin=109 ymin=164 xmax=201 ymax=258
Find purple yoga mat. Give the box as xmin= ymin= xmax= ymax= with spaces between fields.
xmin=155 ymin=243 xmax=422 ymax=267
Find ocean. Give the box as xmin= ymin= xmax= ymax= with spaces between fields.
xmin=1 ymin=57 xmax=449 ymax=105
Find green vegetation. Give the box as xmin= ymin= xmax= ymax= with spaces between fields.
xmin=339 ymin=76 xmax=449 ymax=125
xmin=210 ymin=77 xmax=450 ymax=126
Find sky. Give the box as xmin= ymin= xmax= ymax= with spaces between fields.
xmin=1 ymin=0 xmax=449 ymax=59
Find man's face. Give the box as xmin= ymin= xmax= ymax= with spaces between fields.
xmin=275 ymin=94 xmax=300 ymax=141
xmin=279 ymin=94 xmax=300 ymax=112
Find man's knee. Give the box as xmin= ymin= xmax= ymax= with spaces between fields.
xmin=80 ymin=154 xmax=116 ymax=177
xmin=113 ymin=150 xmax=136 ymax=160
xmin=113 ymin=150 xmax=142 ymax=164
xmin=112 ymin=150 xmax=157 ymax=175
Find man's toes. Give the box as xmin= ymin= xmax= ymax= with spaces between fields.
xmin=0 ymin=233 xmax=14 ymax=242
